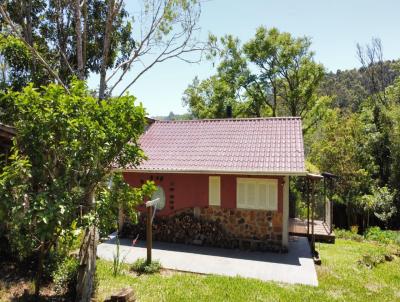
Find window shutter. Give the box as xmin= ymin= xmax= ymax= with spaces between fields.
xmin=266 ymin=180 xmax=278 ymax=211
xmin=247 ymin=182 xmax=256 ymax=208
xmin=258 ymin=182 xmax=267 ymax=209
xmin=237 ymin=178 xmax=278 ymax=210
xmin=209 ymin=176 xmax=221 ymax=206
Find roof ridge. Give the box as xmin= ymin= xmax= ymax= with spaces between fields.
xmin=152 ymin=116 xmax=302 ymax=123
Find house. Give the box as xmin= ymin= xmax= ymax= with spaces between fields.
xmin=0 ymin=122 xmax=15 ymax=162
xmin=122 ymin=117 xmax=306 ymax=251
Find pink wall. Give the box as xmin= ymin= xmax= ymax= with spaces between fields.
xmin=123 ymin=172 xmax=284 ymax=216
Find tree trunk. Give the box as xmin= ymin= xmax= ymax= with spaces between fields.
xmin=56 ymin=0 xmax=68 ymax=82
xmin=22 ymin=0 xmax=36 ymax=75
xmin=99 ymin=0 xmax=115 ymax=100
xmin=74 ymin=0 xmax=84 ymax=79
xmin=34 ymin=242 xmax=45 ymax=299
xmin=24 ymin=0 xmax=33 ymax=46
xmin=82 ymin=0 xmax=88 ymax=68
xmin=272 ymin=87 xmax=277 ymax=117
xmin=75 ymin=192 xmax=98 ymax=302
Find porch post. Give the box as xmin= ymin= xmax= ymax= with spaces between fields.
xmin=282 ymin=176 xmax=289 ymax=249
xmin=323 ymin=177 xmax=326 ymax=224
xmin=146 ymin=205 xmax=153 ymax=264
xmin=311 ymin=180 xmax=315 ymax=253
xmin=306 ymin=179 xmax=310 ymax=236
xmin=330 ymin=180 xmax=333 ymax=234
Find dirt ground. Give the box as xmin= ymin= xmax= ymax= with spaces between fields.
xmin=0 ymin=262 xmax=68 ymax=302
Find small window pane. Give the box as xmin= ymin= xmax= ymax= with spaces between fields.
xmin=268 ymin=183 xmax=277 ymax=210
xmin=259 ymin=183 xmax=267 ymax=208
xmin=238 ymin=182 xmax=246 ymax=205
xmin=247 ymin=183 xmax=256 ymax=206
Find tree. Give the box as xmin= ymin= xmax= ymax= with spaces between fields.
xmin=308 ymin=109 xmax=376 ymax=227
xmin=0 ymin=80 xmax=154 ymax=298
xmin=0 ymin=0 xmax=206 ymax=97
xmin=360 ymin=186 xmax=397 ymax=229
xmin=243 ymin=27 xmax=324 ymax=117
xmin=370 ymin=186 xmax=397 ymax=228
xmin=0 ymin=1 xmax=207 ymax=299
xmin=183 ymin=75 xmax=241 ymax=118
xmin=183 ymin=27 xmax=325 ymax=120
xmin=97 ymin=173 xmax=155 ymax=237
xmin=384 ymin=79 xmax=400 ymax=227
xmin=356 ymin=38 xmax=398 ymax=105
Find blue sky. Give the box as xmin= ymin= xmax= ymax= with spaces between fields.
xmin=92 ymin=0 xmax=400 ymax=117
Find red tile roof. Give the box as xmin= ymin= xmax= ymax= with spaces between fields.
xmin=128 ymin=117 xmax=306 ymax=175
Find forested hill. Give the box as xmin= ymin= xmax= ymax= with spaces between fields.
xmin=320 ymin=59 xmax=400 ymax=111
xmin=155 ymin=59 xmax=400 ymax=120
xmin=152 ymin=112 xmax=193 ymax=121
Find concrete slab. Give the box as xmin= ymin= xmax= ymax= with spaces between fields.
xmin=97 ymin=236 xmax=318 ymax=286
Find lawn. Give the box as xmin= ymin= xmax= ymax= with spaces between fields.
xmin=96 ymin=239 xmax=400 ymax=302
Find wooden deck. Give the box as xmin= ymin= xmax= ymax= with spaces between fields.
xmin=289 ymin=218 xmax=335 ymax=243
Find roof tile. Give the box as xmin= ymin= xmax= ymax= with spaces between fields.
xmin=129 ymin=117 xmax=306 ymax=174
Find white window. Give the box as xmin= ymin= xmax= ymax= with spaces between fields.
xmin=209 ymin=176 xmax=221 ymax=206
xmin=237 ymin=178 xmax=278 ymax=210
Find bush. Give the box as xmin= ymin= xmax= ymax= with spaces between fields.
xmin=43 ymin=227 xmax=82 ymax=281
xmin=295 ymin=200 xmax=308 ymax=220
xmin=335 ymin=228 xmax=364 ymax=241
xmin=357 ymin=252 xmax=386 ymax=269
xmin=350 ymin=225 xmax=359 ymax=234
xmin=131 ymin=258 xmax=161 ymax=274
xmin=52 ymin=256 xmax=79 ymax=298
xmin=365 ymin=227 xmax=400 ymax=245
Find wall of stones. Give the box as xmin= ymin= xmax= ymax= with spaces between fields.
xmin=199 ymin=206 xmax=283 ymax=247
xmin=122 ymin=206 xmax=285 ymax=252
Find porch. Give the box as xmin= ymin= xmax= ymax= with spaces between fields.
xmin=97 ymin=235 xmax=318 ymax=286
xmin=289 ymin=172 xmax=337 ymax=248
xmin=289 ymin=218 xmax=335 ymax=243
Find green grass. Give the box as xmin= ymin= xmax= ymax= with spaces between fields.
xmin=131 ymin=258 xmax=162 ymax=274
xmin=96 ymin=239 xmax=400 ymax=302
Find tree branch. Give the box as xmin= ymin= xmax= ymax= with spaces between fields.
xmin=107 ymin=0 xmax=205 ymax=96
xmin=74 ymin=0 xmax=84 ymax=79
xmin=0 ymin=4 xmax=70 ymax=92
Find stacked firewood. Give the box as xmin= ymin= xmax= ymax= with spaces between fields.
xmin=121 ymin=212 xmax=238 ymax=249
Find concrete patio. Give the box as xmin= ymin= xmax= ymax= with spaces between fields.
xmin=97 ymin=236 xmax=318 ymax=286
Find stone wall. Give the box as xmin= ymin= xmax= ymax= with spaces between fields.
xmin=199 ymin=206 xmax=283 ymax=247
xmin=122 ymin=206 xmax=285 ymax=252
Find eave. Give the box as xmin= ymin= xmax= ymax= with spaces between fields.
xmin=118 ymin=168 xmax=308 ymax=176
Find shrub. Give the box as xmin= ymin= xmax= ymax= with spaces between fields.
xmin=350 ymin=225 xmax=359 ymax=234
xmin=52 ymin=256 xmax=79 ymax=298
xmin=365 ymin=226 xmax=400 ymax=245
xmin=357 ymin=252 xmax=386 ymax=269
xmin=295 ymin=200 xmax=308 ymax=220
xmin=131 ymin=258 xmax=161 ymax=274
xmin=395 ymin=234 xmax=400 ymax=246
xmin=335 ymin=228 xmax=364 ymax=241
